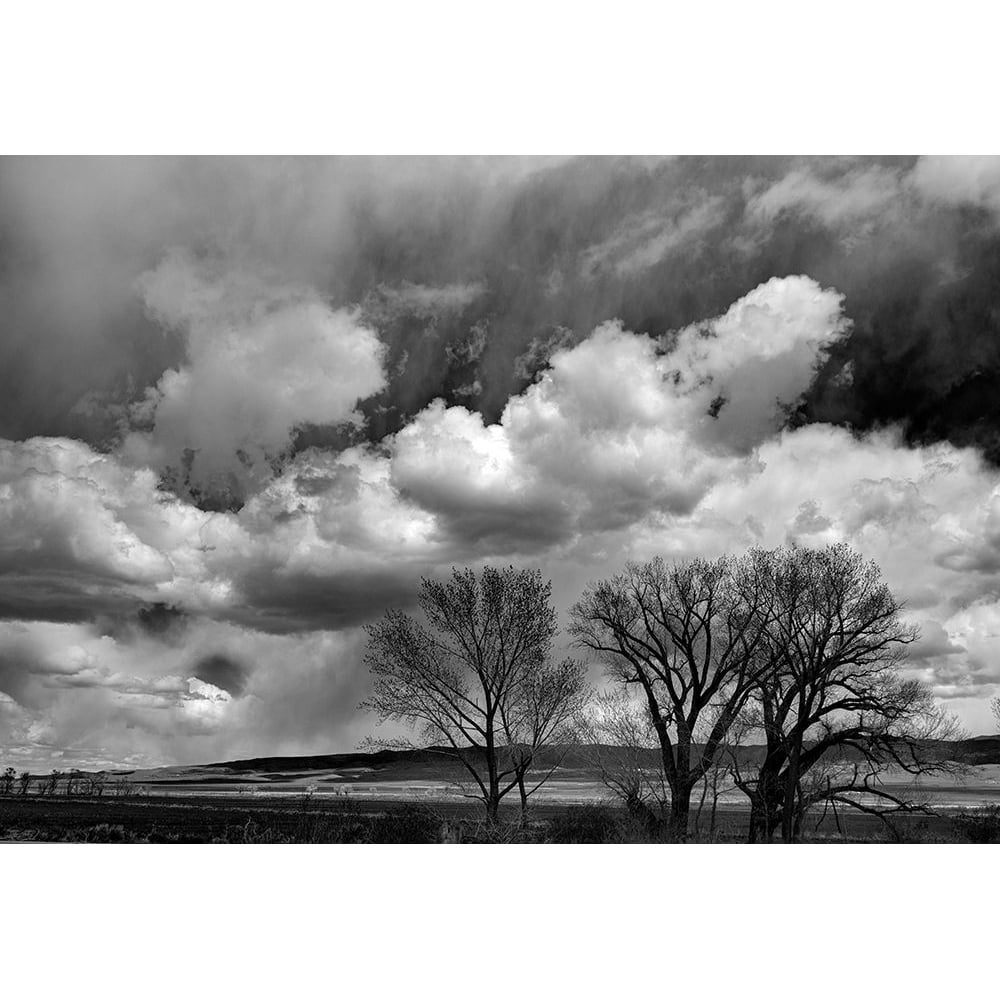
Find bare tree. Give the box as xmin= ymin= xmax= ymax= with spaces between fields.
xmin=0 ymin=767 xmax=15 ymax=795
xmin=85 ymin=771 xmax=107 ymax=797
xmin=499 ymin=656 xmax=590 ymax=825
xmin=569 ymin=553 xmax=775 ymax=839
xmin=18 ymin=771 xmax=31 ymax=796
xmin=733 ymin=543 xmax=962 ymax=843
xmin=111 ymin=775 xmax=141 ymax=798
xmin=362 ymin=565 xmax=561 ymax=823
xmin=573 ymin=689 xmax=669 ymax=835
xmin=691 ymin=699 xmax=756 ymax=840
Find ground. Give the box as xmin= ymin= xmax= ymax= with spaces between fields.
xmin=3 ymin=758 xmax=1000 ymax=842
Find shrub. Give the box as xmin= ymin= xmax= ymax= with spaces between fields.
xmin=545 ymin=805 xmax=629 ymax=843
xmin=365 ymin=805 xmax=441 ymax=844
xmin=952 ymin=804 xmax=1000 ymax=843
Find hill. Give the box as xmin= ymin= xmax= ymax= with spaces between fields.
xmin=114 ymin=735 xmax=1000 ymax=789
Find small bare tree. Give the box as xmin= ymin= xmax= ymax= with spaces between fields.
xmin=111 ymin=776 xmax=141 ymax=798
xmin=0 ymin=767 xmax=15 ymax=795
xmin=691 ymin=700 xmax=756 ymax=840
xmin=86 ymin=772 xmax=107 ymax=797
xmin=500 ymin=657 xmax=590 ymax=825
xmin=363 ymin=565 xmax=562 ymax=823
xmin=573 ymin=689 xmax=670 ymax=835
xmin=18 ymin=771 xmax=31 ymax=796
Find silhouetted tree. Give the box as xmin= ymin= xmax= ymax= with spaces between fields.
xmin=500 ymin=656 xmax=590 ymax=825
xmin=111 ymin=776 xmax=140 ymax=798
xmin=573 ymin=689 xmax=669 ymax=835
xmin=569 ymin=553 xmax=775 ymax=839
xmin=363 ymin=566 xmax=562 ymax=823
xmin=0 ymin=767 xmax=15 ymax=795
xmin=732 ymin=544 xmax=961 ymax=843
xmin=17 ymin=771 xmax=31 ymax=796
xmin=86 ymin=771 xmax=107 ymax=797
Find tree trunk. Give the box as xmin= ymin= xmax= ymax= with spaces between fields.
xmin=709 ymin=770 xmax=720 ymax=839
xmin=748 ymin=795 xmax=765 ymax=843
xmin=485 ymin=724 xmax=500 ymax=824
xmin=485 ymin=793 xmax=500 ymax=824
xmin=748 ymin=764 xmax=783 ymax=843
xmin=516 ymin=772 xmax=529 ymax=829
xmin=669 ymin=782 xmax=694 ymax=841
xmin=781 ymin=742 xmax=802 ymax=843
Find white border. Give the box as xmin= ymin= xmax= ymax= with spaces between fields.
xmin=2 ymin=3 xmax=997 ymax=996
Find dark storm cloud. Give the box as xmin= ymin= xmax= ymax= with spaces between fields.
xmin=0 ymin=572 xmax=144 ymax=625
xmin=231 ymin=569 xmax=425 ymax=634
xmin=9 ymin=156 xmax=1000 ymax=757
xmin=135 ymin=603 xmax=188 ymax=641
xmin=190 ymin=653 xmax=247 ymax=696
xmin=6 ymin=155 xmax=1000 ymax=485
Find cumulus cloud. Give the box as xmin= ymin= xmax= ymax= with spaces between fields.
xmin=124 ymin=250 xmax=387 ymax=507
xmin=0 ymin=435 xmax=240 ymax=624
xmin=10 ymin=171 xmax=1000 ymax=761
xmin=391 ymin=275 xmax=849 ymax=546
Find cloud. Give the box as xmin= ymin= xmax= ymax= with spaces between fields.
xmin=746 ymin=164 xmax=906 ymax=228
xmin=7 ymin=155 xmax=1000 ymax=474
xmin=0 ymin=276 xmax=865 ymax=631
xmin=12 ymin=192 xmax=1000 ymax=759
xmin=124 ymin=250 xmax=387 ymax=508
xmin=910 ymin=156 xmax=1000 ymax=215
xmin=391 ymin=275 xmax=849 ymax=546
xmin=626 ymin=422 xmax=1000 ymax=699
xmin=371 ymin=281 xmax=486 ymax=319
xmin=0 ymin=435 xmax=241 ymax=624
xmin=190 ymin=653 xmax=247 ymax=696
xmin=0 ymin=617 xmax=373 ymax=767
xmin=580 ymin=195 xmax=728 ymax=275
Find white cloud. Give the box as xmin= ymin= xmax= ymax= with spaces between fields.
xmin=391 ymin=275 xmax=849 ymax=543
xmin=124 ymin=250 xmax=387 ymax=504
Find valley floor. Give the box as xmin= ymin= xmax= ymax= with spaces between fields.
xmin=1 ymin=790 xmax=997 ymax=843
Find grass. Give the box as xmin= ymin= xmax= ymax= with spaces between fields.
xmin=0 ymin=792 xmax=993 ymax=843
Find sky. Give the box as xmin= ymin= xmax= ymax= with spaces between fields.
xmin=4 ymin=154 xmax=1000 ymax=770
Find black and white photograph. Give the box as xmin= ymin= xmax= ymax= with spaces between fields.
xmin=2 ymin=5 xmax=996 ymax=998
xmin=9 ymin=151 xmax=1000 ymax=846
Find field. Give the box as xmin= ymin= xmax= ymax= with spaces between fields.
xmin=5 ymin=743 xmax=1000 ymax=842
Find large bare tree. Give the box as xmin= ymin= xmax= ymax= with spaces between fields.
xmin=732 ymin=543 xmax=962 ymax=843
xmin=569 ymin=552 xmax=775 ymax=839
xmin=363 ymin=565 xmax=568 ymax=823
